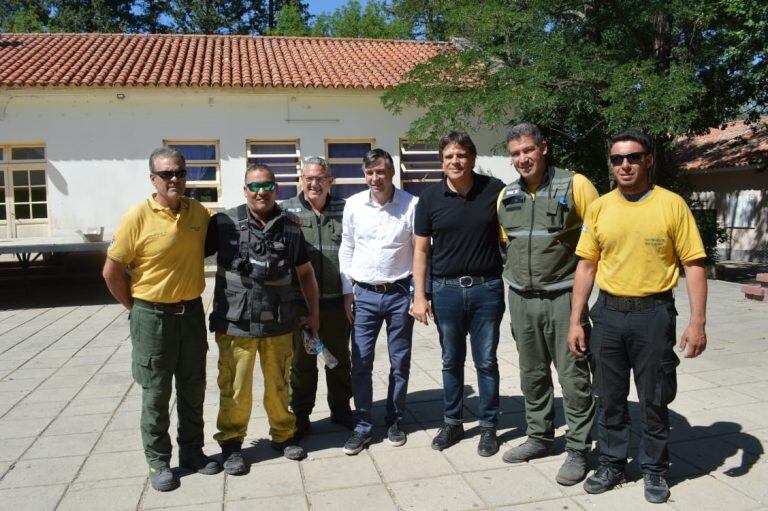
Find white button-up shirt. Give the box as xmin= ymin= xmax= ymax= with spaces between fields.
xmin=339 ymin=187 xmax=418 ymax=293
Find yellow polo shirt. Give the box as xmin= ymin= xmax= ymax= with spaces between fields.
xmin=575 ymin=186 xmax=706 ymax=297
xmin=107 ymin=195 xmax=211 ymax=303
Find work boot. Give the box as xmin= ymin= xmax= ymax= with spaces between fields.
xmin=148 ymin=465 xmax=179 ymax=492
xmin=271 ymin=437 xmax=306 ymax=461
xmin=477 ymin=428 xmax=499 ymax=457
xmin=431 ymin=423 xmax=465 ymax=451
xmin=179 ymin=451 xmax=223 ymax=475
xmin=555 ymin=449 xmax=588 ymax=485
xmin=643 ymin=473 xmax=670 ymax=503
xmin=387 ymin=422 xmax=407 ymax=447
xmin=295 ymin=413 xmax=311 ymax=440
xmin=583 ymin=464 xmax=626 ymax=494
xmin=502 ymin=437 xmax=552 ymax=463
xmin=221 ymin=442 xmax=247 ymax=476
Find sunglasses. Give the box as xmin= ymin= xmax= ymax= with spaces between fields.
xmin=152 ymin=169 xmax=187 ymax=180
xmin=609 ymin=152 xmax=647 ymax=166
xmin=246 ymin=181 xmax=277 ymax=192
xmin=301 ymin=175 xmax=331 ymax=184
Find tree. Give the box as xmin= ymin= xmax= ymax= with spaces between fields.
xmin=1 ymin=0 xmax=51 ymax=32
xmin=48 ymin=0 xmax=138 ymax=33
xmin=383 ymin=0 xmax=768 ymax=191
xmin=135 ymin=0 xmax=172 ymax=33
xmin=311 ymin=0 xmax=412 ymax=39
xmin=390 ymin=0 xmax=447 ymax=40
xmin=270 ymin=1 xmax=309 ymax=36
xmin=267 ymin=0 xmax=309 ymax=31
xmin=166 ymin=0 xmax=267 ymax=34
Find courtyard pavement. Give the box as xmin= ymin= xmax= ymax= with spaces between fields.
xmin=0 ymin=275 xmax=766 ymax=510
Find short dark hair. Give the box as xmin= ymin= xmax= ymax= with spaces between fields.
xmin=149 ymin=147 xmax=185 ymax=172
xmin=438 ymin=131 xmax=477 ymax=159
xmin=245 ymin=163 xmax=275 ymax=182
xmin=609 ymin=130 xmax=653 ymax=154
xmin=362 ymin=148 xmax=394 ymax=171
xmin=506 ymin=123 xmax=545 ymax=145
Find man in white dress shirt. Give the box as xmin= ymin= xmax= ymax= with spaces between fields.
xmin=338 ymin=148 xmax=419 ymax=455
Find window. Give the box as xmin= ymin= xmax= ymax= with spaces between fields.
xmin=164 ymin=141 xmax=220 ymax=205
xmin=725 ymin=192 xmax=758 ymax=228
xmin=326 ymin=138 xmax=374 ymax=199
xmin=1 ymin=144 xmax=49 ymax=238
xmin=247 ymin=140 xmax=301 ymax=201
xmin=11 ymin=169 xmax=47 ymax=220
xmin=400 ymin=139 xmax=442 ymax=197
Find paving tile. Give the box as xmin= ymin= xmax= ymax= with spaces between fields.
xmin=309 ymin=484 xmax=398 ymax=511
xmin=1 ymin=400 xmax=67 ymax=420
xmin=0 ymin=484 xmax=67 ymax=511
xmin=142 ymin=470 xmax=224 ymax=509
xmin=92 ymin=429 xmax=142 ymax=453
xmin=21 ymin=386 xmax=80 ymax=404
xmin=106 ymin=409 xmax=142 ymax=431
xmin=573 ymin=484 xmax=675 ymax=510
xmin=0 ymin=456 xmax=85 ymax=488
xmin=496 ymin=497 xmax=586 ymax=510
xmin=0 ymin=417 xmax=51 ymax=439
xmin=45 ymin=413 xmax=111 ymax=436
xmin=464 ymin=465 xmax=564 ymax=508
xmin=0 ymin=437 xmax=36 ymax=462
xmin=58 ymin=477 xmax=145 ymax=511
xmin=389 ymin=474 xmax=484 ymax=511
xmin=0 ymin=390 xmax=29 ymax=404
xmin=302 ymin=454 xmax=381 ymax=493
xmin=61 ymin=397 xmax=121 ymax=416
xmin=76 ymin=450 xmax=147 ymax=481
xmin=370 ymin=446 xmax=455 ymax=482
xmin=226 ymin=461 xmax=303 ymax=501
xmin=24 ymin=432 xmax=100 ymax=459
xmin=667 ymin=475 xmax=761 ymax=511
xmin=440 ymin=433 xmax=509 ymax=472
xmin=227 ymin=494 xmax=308 ymax=511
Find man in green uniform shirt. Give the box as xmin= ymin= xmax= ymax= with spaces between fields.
xmin=103 ymin=147 xmax=221 ymax=492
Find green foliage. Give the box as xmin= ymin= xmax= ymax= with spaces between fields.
xmin=166 ymin=0 xmax=266 ymax=34
xmin=48 ymin=0 xmax=137 ymax=32
xmin=0 ymin=0 xmax=50 ymax=32
xmin=311 ymin=0 xmax=412 ymax=39
xmin=691 ymin=206 xmax=730 ymax=264
xmin=390 ymin=0 xmax=447 ymax=40
xmin=270 ymin=1 xmax=309 ymax=36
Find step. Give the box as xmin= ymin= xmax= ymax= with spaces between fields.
xmin=756 ymin=273 xmax=768 ymax=286
xmin=741 ymin=284 xmax=767 ymax=301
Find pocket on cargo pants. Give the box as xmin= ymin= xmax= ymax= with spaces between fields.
xmin=130 ymin=305 xmax=164 ymax=387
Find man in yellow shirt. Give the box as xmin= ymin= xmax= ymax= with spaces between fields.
xmin=497 ymin=123 xmax=598 ymax=486
xmin=103 ymin=147 xmax=220 ymax=492
xmin=568 ymin=130 xmax=708 ymax=504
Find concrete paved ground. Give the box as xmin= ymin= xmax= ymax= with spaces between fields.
xmin=0 ymin=276 xmax=766 ymax=510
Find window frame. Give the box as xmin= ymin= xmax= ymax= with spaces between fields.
xmin=324 ymin=138 xmax=374 ymax=198
xmin=163 ymin=140 xmax=221 ymax=207
xmin=246 ymin=139 xmax=302 ymax=201
xmin=399 ymin=138 xmax=442 ymax=196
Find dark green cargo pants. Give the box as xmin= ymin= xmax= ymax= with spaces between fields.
xmin=130 ymin=298 xmax=208 ymax=469
xmin=290 ymin=299 xmax=352 ymax=417
xmin=509 ymin=289 xmax=595 ymax=452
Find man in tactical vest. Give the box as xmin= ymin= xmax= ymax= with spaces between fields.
xmin=282 ymin=156 xmax=352 ymax=437
xmin=206 ymin=164 xmax=320 ymax=475
xmin=497 ymin=123 xmax=598 ymax=486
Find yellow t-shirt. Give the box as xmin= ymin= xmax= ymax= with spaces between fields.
xmin=575 ymin=186 xmax=706 ymax=297
xmin=107 ymin=195 xmax=212 ymax=303
xmin=497 ymin=173 xmax=599 ymax=242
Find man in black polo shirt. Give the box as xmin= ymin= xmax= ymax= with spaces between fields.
xmin=411 ymin=131 xmax=506 ymax=457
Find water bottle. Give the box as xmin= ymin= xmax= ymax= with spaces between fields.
xmin=302 ymin=326 xmax=339 ymax=369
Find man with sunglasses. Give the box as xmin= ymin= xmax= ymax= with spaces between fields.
xmin=103 ymin=147 xmax=221 ymax=492
xmin=568 ymin=130 xmax=708 ymax=503
xmin=206 ymin=164 xmax=320 ymax=475
xmin=282 ymin=156 xmax=353 ymax=438
xmin=496 ymin=123 xmax=598 ymax=485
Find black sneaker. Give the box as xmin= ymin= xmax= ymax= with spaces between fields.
xmin=221 ymin=442 xmax=247 ymax=476
xmin=387 ymin=423 xmax=407 ymax=447
xmin=148 ymin=465 xmax=179 ymax=492
xmin=179 ymin=451 xmax=223 ymax=475
xmin=583 ymin=464 xmax=626 ymax=494
xmin=431 ymin=423 xmax=465 ymax=451
xmin=343 ymin=431 xmax=372 ymax=455
xmin=477 ymin=428 xmax=499 ymax=457
xmin=502 ymin=437 xmax=553 ymax=463
xmin=643 ymin=473 xmax=670 ymax=503
xmin=271 ymin=437 xmax=306 ymax=460
xmin=295 ymin=413 xmax=311 ymax=440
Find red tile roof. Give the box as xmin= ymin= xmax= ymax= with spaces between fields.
xmin=0 ymin=33 xmax=449 ymax=90
xmin=676 ymin=119 xmax=768 ymax=172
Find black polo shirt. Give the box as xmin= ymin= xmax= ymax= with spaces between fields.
xmin=414 ymin=173 xmax=505 ymax=278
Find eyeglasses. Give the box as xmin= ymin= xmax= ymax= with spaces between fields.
xmin=246 ymin=181 xmax=277 ymax=192
xmin=301 ymin=175 xmax=331 ymax=184
xmin=609 ymin=152 xmax=647 ymax=166
xmin=152 ymin=169 xmax=187 ymax=180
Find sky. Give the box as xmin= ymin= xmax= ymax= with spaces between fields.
xmin=307 ymin=0 xmax=369 ymax=16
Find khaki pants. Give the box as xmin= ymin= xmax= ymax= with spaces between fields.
xmin=214 ymin=332 xmax=296 ymax=445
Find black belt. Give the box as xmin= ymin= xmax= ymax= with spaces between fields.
xmin=512 ymin=288 xmax=568 ymax=298
xmin=133 ymin=297 xmax=202 ymax=315
xmin=433 ymin=275 xmax=498 ymax=288
xmin=355 ymin=276 xmax=411 ymax=294
xmin=600 ymin=290 xmax=673 ymax=312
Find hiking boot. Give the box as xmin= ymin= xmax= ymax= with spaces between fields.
xmin=387 ymin=423 xmax=407 ymax=447
xmin=583 ymin=464 xmax=626 ymax=494
xmin=271 ymin=437 xmax=306 ymax=460
xmin=221 ymin=442 xmax=247 ymax=476
xmin=555 ymin=449 xmax=588 ymax=486
xmin=295 ymin=413 xmax=311 ymax=440
xmin=148 ymin=465 xmax=179 ymax=492
xmin=431 ymin=423 xmax=465 ymax=451
xmin=179 ymin=451 xmax=223 ymax=475
xmin=502 ymin=438 xmax=552 ymax=463
xmin=331 ymin=411 xmax=354 ymax=430
xmin=477 ymin=428 xmax=499 ymax=457
xmin=343 ymin=431 xmax=372 ymax=455
xmin=643 ymin=473 xmax=670 ymax=503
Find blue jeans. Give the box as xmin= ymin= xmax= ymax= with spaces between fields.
xmin=350 ymin=283 xmax=414 ymax=435
xmin=431 ymin=277 xmax=505 ymax=428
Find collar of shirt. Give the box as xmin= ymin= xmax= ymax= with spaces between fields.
xmin=365 ymin=188 xmax=399 ymax=208
xmin=247 ymin=203 xmax=285 ymax=232
xmin=441 ymin=172 xmax=482 ymax=199
xmin=148 ymin=195 xmax=189 ymax=212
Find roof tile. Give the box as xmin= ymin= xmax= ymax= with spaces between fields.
xmin=676 ymin=119 xmax=768 ymax=171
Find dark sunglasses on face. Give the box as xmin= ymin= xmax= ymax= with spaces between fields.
xmin=609 ymin=152 xmax=647 ymax=166
xmin=246 ymin=181 xmax=277 ymax=192
xmin=152 ymin=169 xmax=187 ymax=180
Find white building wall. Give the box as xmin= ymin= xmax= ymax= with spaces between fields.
xmin=0 ymin=89 xmax=515 ymax=237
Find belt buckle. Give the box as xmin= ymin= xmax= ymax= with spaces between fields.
xmin=459 ymin=276 xmax=474 ymax=288
xmin=373 ymin=284 xmax=388 ymax=293
xmin=618 ymin=297 xmax=634 ymax=312
xmin=175 ymin=304 xmax=185 ymax=315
